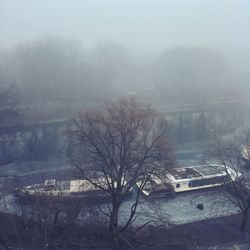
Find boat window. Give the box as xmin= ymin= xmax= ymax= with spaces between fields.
xmin=188 ymin=176 xmax=229 ymax=188
xmin=176 ymin=183 xmax=180 ymax=188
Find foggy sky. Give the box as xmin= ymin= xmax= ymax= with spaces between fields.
xmin=0 ymin=0 xmax=250 ymax=53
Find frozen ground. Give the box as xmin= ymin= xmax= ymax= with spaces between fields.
xmin=118 ymin=189 xmax=239 ymax=226
xmin=0 ymin=183 xmax=240 ymax=228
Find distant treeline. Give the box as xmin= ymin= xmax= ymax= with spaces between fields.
xmin=0 ymin=36 xmax=248 ymax=106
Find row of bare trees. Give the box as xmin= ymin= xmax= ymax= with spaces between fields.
xmin=1 ymin=37 xmax=247 ymax=107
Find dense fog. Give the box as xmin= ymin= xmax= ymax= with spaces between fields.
xmin=0 ymin=37 xmax=249 ymax=107
xmin=0 ymin=0 xmax=249 ymax=107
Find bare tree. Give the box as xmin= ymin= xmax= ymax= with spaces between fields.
xmin=0 ymin=74 xmax=20 ymax=167
xmin=208 ymin=127 xmax=250 ymax=233
xmin=0 ymin=74 xmax=21 ymax=198
xmin=0 ymin=74 xmax=21 ymax=249
xmin=1 ymin=195 xmax=83 ymax=250
xmin=66 ymin=97 xmax=175 ymax=249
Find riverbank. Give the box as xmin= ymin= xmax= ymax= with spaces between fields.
xmin=0 ymin=212 xmax=249 ymax=249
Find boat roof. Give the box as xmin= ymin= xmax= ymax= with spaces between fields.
xmin=168 ymin=164 xmax=226 ymax=180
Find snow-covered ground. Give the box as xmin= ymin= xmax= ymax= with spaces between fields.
xmin=118 ymin=189 xmax=239 ymax=226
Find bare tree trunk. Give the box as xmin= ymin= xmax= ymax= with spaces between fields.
xmin=0 ymin=235 xmax=9 ymax=250
xmin=109 ymin=201 xmax=120 ymax=250
xmin=240 ymin=210 xmax=248 ymax=234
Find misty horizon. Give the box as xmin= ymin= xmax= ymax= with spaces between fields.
xmin=0 ymin=0 xmax=250 ymax=107
xmin=1 ymin=0 xmax=249 ymax=53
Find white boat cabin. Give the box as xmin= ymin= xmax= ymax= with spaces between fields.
xmin=167 ymin=164 xmax=239 ymax=192
xmin=138 ymin=164 xmax=240 ymax=197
